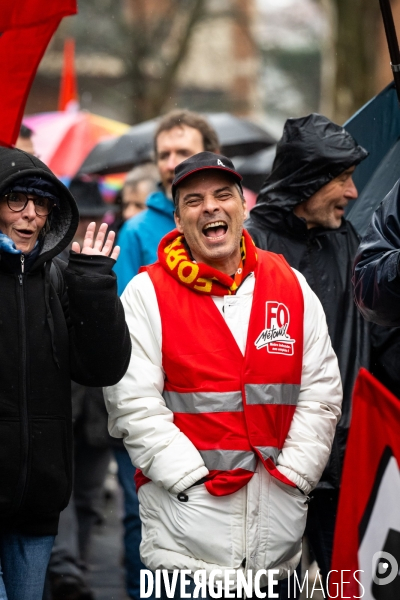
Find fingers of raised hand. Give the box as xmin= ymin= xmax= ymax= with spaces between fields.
xmin=80 ymin=223 xmax=116 ymax=257
xmin=71 ymin=241 xmax=81 ymax=253
xmin=93 ymin=223 xmax=108 ymax=252
xmin=110 ymin=245 xmax=120 ymax=261
xmin=82 ymin=222 xmax=96 ymax=251
xmin=101 ymin=229 xmax=116 ymax=257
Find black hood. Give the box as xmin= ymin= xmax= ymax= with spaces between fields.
xmin=0 ymin=147 xmax=79 ymax=267
xmin=253 ymin=113 xmax=368 ymax=215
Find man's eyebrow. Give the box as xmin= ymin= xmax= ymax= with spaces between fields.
xmin=182 ymin=185 xmax=233 ymax=201
xmin=182 ymin=192 xmax=203 ymax=201
xmin=213 ymin=186 xmax=232 ymax=194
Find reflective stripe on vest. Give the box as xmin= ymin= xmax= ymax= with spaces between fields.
xmin=255 ymin=446 xmax=281 ymax=464
xmin=163 ymin=391 xmax=243 ymax=413
xmin=245 ymin=383 xmax=300 ymax=406
xmin=164 ymin=385 xmax=299 ymax=414
xmin=199 ymin=449 xmax=257 ymax=472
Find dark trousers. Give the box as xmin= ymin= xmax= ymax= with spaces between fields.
xmin=304 ymin=488 xmax=339 ymax=590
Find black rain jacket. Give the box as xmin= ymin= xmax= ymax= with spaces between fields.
xmin=0 ymin=148 xmax=131 ymax=535
xmin=246 ymin=114 xmax=400 ymax=489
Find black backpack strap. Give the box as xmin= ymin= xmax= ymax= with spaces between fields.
xmin=50 ymin=260 xmax=65 ymax=299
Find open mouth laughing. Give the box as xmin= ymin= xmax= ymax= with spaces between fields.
xmin=202 ymin=220 xmax=228 ymax=241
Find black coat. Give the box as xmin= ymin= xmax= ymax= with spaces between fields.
xmin=0 ymin=148 xmax=131 ymax=535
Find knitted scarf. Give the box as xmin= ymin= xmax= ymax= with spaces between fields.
xmin=157 ymin=228 xmax=258 ymax=296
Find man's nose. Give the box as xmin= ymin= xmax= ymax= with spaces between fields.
xmin=203 ymin=195 xmax=220 ymax=212
xmin=166 ymin=153 xmax=180 ymax=171
xmin=345 ymin=177 xmax=358 ymax=200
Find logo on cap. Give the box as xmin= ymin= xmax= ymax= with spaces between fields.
xmin=217 ymin=159 xmax=226 ymax=167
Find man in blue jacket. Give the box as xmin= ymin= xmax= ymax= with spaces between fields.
xmin=114 ymin=110 xmax=220 ymax=294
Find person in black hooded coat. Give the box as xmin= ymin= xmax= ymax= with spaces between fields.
xmin=0 ymin=147 xmax=131 ymax=600
xmin=245 ymin=114 xmax=400 ymax=589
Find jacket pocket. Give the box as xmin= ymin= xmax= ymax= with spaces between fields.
xmin=260 ymin=473 xmax=308 ymax=571
xmin=138 ymin=481 xmax=246 ymax=570
xmin=23 ymin=418 xmax=71 ymax=515
xmin=0 ymin=420 xmax=21 ymax=513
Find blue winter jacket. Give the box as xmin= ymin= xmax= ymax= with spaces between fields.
xmin=114 ymin=189 xmax=175 ymax=295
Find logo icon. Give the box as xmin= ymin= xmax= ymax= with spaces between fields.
xmin=255 ymin=301 xmax=296 ymax=355
xmin=372 ymin=550 xmax=399 ymax=588
xmin=217 ymin=159 xmax=226 ymax=167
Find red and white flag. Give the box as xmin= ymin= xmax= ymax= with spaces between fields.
xmin=0 ymin=0 xmax=77 ymax=147
xmin=330 ymin=368 xmax=400 ymax=599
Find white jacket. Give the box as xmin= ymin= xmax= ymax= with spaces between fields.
xmin=104 ymin=268 xmax=342 ymax=585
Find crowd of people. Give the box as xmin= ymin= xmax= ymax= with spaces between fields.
xmin=0 ymin=107 xmax=397 ymax=600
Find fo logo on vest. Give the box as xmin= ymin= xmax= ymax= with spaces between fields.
xmin=255 ymin=301 xmax=296 ymax=355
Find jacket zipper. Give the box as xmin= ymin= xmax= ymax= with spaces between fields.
xmin=14 ymin=254 xmax=29 ymax=511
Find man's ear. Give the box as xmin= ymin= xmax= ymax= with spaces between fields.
xmin=174 ymin=211 xmax=184 ymax=233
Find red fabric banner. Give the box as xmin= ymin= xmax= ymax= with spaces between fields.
xmin=330 ymin=368 xmax=400 ymax=599
xmin=0 ymin=0 xmax=77 ymax=147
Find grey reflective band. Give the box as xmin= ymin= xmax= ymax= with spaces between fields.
xmin=256 ymin=446 xmax=280 ymax=464
xmin=244 ymin=383 xmax=300 ymax=406
xmin=163 ymin=391 xmax=243 ymax=413
xmin=391 ymin=63 xmax=400 ymax=72
xmin=199 ymin=449 xmax=257 ymax=472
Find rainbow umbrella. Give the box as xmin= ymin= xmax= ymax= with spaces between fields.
xmin=23 ymin=111 xmax=129 ymax=179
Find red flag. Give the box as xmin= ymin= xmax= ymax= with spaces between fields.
xmin=330 ymin=368 xmax=400 ymax=599
xmin=58 ymin=38 xmax=79 ymax=112
xmin=0 ymin=0 xmax=77 ymax=147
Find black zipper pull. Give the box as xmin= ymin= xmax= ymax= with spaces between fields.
xmin=18 ymin=275 xmax=23 ymax=286
xmin=20 ymin=254 xmax=25 ymax=274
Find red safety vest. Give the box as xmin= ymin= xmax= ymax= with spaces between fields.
xmin=136 ymin=249 xmax=304 ymax=496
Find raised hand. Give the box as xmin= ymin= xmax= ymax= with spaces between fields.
xmin=72 ymin=222 xmax=120 ymax=261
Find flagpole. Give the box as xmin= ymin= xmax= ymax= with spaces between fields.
xmin=379 ymin=0 xmax=400 ymax=105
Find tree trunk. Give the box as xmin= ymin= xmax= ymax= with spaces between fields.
xmin=332 ymin=0 xmax=381 ymax=123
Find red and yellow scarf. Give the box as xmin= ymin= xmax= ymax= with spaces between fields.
xmin=157 ymin=228 xmax=258 ymax=296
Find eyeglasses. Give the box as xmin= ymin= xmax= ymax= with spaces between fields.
xmin=2 ymin=192 xmax=56 ymax=216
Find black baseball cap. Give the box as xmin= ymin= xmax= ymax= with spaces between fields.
xmin=172 ymin=151 xmax=243 ymax=202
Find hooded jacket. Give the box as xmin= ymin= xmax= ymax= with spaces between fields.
xmin=246 ymin=114 xmax=400 ymax=488
xmin=0 ymin=147 xmax=131 ymax=536
xmin=114 ymin=188 xmax=175 ymax=294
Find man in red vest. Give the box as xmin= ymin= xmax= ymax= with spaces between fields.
xmin=104 ymin=152 xmax=342 ymax=599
